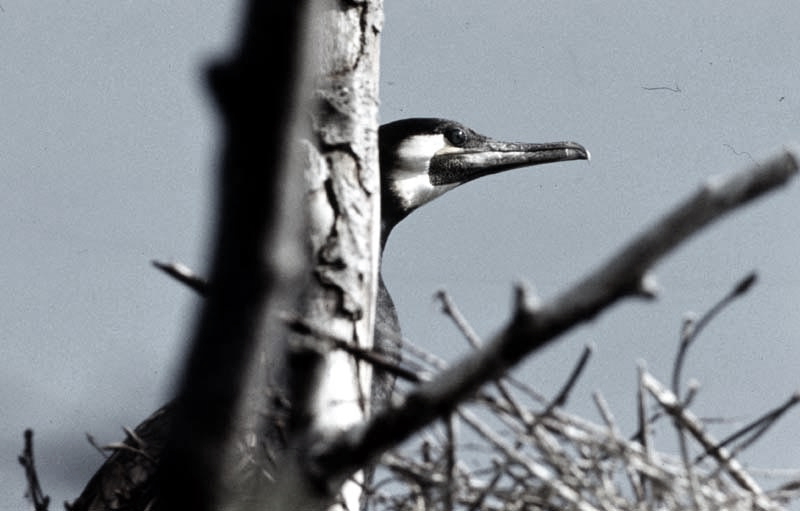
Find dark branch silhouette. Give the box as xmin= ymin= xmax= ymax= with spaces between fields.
xmin=154 ymin=2 xmax=310 ymax=510
xmin=18 ymin=429 xmax=50 ymax=511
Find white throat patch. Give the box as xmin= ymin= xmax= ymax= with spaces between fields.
xmin=390 ymin=134 xmax=458 ymax=210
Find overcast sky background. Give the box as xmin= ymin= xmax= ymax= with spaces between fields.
xmin=2 ymin=2 xmax=799 ymax=508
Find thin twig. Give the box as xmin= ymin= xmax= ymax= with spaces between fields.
xmin=444 ymin=414 xmax=458 ymax=511
xmin=151 ymin=260 xmax=209 ymax=296
xmin=285 ymin=313 xmax=427 ymax=384
xmin=494 ymin=379 xmax=535 ymax=427
xmin=18 ymin=429 xmax=50 ymax=511
xmin=642 ymin=371 xmax=765 ymax=496
xmin=401 ymin=337 xmax=448 ymax=371
xmin=438 ymin=289 xmax=537 ymax=423
xmin=502 ymin=376 xmax=548 ymax=405
xmin=695 ymin=391 xmax=800 ymax=464
xmin=436 ymin=289 xmax=482 ymax=349
xmin=465 ymin=461 xmax=504 ymax=511
xmin=635 ymin=363 xmax=653 ymax=506
xmin=592 ymin=391 xmax=618 ymax=436
xmin=593 ymin=391 xmax=645 ymax=503
xmin=675 ymin=401 xmax=702 ymax=511
xmin=85 ymin=433 xmax=109 ymax=458
xmin=672 ymin=271 xmax=757 ymax=397
xmin=543 ymin=343 xmax=593 ymax=415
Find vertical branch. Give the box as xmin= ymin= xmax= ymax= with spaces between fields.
xmin=155 ymin=2 xmax=311 ymax=510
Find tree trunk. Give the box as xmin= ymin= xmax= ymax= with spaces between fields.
xmin=273 ymin=1 xmax=384 ymax=509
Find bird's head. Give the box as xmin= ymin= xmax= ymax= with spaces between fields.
xmin=379 ymin=118 xmax=589 ymax=242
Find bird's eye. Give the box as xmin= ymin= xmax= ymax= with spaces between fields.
xmin=445 ymin=128 xmax=467 ymax=146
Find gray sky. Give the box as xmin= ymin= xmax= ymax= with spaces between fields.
xmin=2 ymin=1 xmax=799 ymax=508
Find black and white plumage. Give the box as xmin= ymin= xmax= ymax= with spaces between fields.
xmin=378 ymin=118 xmax=588 ymax=244
xmin=68 ymin=118 xmax=588 ymax=511
xmin=372 ymin=118 xmax=588 ymax=402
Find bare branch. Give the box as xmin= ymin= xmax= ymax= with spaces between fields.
xmin=315 ymin=149 xmax=798 ymax=481
xmin=436 ymin=289 xmax=482 ymax=349
xmin=695 ymin=391 xmax=800 ymax=464
xmin=641 ymin=371 xmax=766 ymax=497
xmin=543 ymin=343 xmax=593 ymax=414
xmin=635 ymin=363 xmax=654 ymax=505
xmin=672 ymin=271 xmax=758 ymax=397
xmin=84 ymin=433 xmax=109 ymax=458
xmin=18 ymin=429 xmax=50 ymax=511
xmin=675 ymin=399 xmax=702 ymax=511
xmin=444 ymin=414 xmax=458 ymax=511
xmin=285 ymin=313 xmax=424 ymax=385
xmin=151 ymin=260 xmax=209 ymax=296
xmin=592 ymin=391 xmax=618 ymax=435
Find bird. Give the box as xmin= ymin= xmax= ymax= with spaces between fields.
xmin=67 ymin=118 xmax=588 ymax=511
xmin=373 ymin=118 xmax=588 ymax=403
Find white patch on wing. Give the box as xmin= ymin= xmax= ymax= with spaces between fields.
xmin=391 ymin=134 xmax=458 ymax=210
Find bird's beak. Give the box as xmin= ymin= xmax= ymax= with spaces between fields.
xmin=429 ymin=140 xmax=589 ymax=186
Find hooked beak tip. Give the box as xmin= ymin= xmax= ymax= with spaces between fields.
xmin=565 ymin=142 xmax=590 ymax=162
